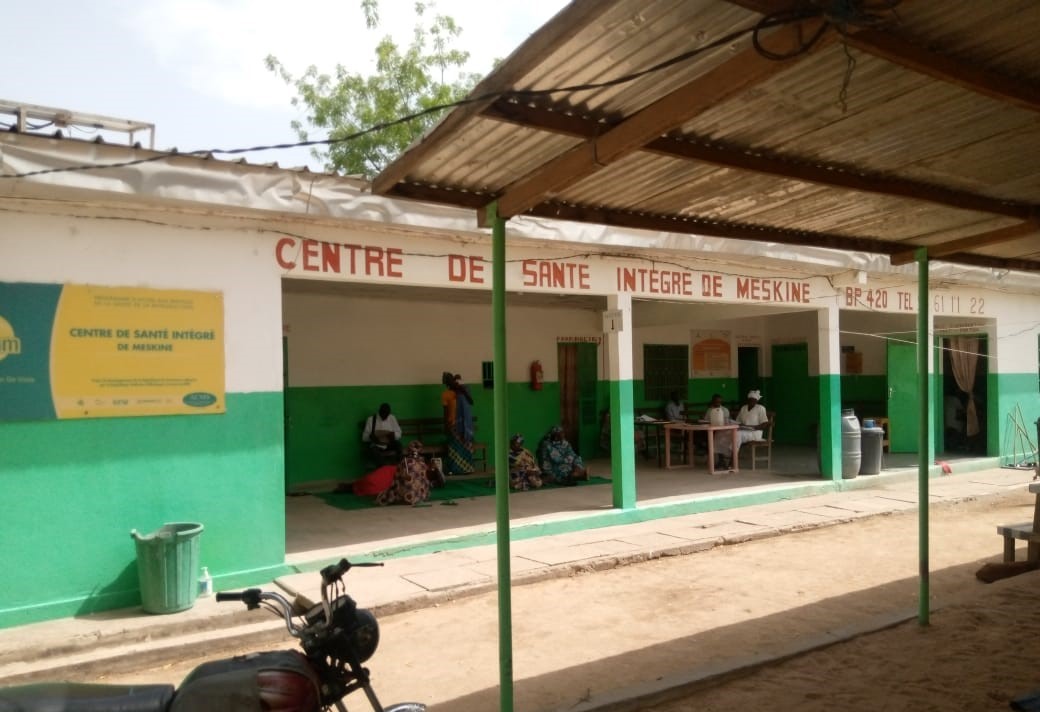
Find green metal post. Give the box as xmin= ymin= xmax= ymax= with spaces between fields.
xmin=488 ymin=202 xmax=514 ymax=711
xmin=916 ymin=248 xmax=930 ymax=626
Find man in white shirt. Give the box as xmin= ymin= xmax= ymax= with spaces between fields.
xmin=362 ymin=402 xmax=403 ymax=463
xmin=703 ymin=393 xmax=728 ymax=426
xmin=715 ymin=390 xmax=770 ymax=470
xmin=664 ymin=391 xmax=685 ymax=421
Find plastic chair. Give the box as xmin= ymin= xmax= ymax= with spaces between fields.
xmin=744 ymin=413 xmax=775 ymax=470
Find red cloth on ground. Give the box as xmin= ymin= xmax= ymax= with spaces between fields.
xmin=350 ymin=465 xmax=396 ymax=495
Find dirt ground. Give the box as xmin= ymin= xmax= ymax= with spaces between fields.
xmin=92 ymin=486 xmax=1040 ymax=712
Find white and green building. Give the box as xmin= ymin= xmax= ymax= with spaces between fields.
xmin=2 ymin=130 xmax=1038 ymax=628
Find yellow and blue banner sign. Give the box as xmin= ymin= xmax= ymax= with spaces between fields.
xmin=0 ymin=283 xmax=225 ymax=421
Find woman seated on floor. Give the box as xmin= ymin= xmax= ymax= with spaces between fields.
xmin=508 ymin=433 xmax=544 ymax=491
xmin=537 ymin=426 xmax=590 ymax=486
xmin=375 ymin=440 xmax=431 ymax=506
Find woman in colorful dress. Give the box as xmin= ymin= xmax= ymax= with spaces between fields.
xmin=441 ymin=371 xmax=475 ymax=475
xmin=537 ymin=425 xmax=589 ymax=485
xmin=507 ymin=433 xmax=543 ymax=491
xmin=375 ymin=440 xmax=431 ymax=506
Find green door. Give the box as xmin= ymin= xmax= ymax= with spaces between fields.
xmin=577 ymin=342 xmax=599 ymax=456
xmin=770 ymin=343 xmax=811 ymax=445
xmin=887 ymin=339 xmax=919 ymax=453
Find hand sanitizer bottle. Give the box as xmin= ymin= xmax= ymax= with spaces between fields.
xmin=199 ymin=566 xmax=213 ymax=597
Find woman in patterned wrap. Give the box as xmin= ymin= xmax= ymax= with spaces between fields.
xmin=537 ymin=425 xmax=589 ymax=485
xmin=507 ymin=433 xmax=543 ymax=491
xmin=375 ymin=440 xmax=431 ymax=506
xmin=441 ymin=371 xmax=475 ymax=475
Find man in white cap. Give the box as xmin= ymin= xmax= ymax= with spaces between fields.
xmin=715 ymin=389 xmax=770 ymax=470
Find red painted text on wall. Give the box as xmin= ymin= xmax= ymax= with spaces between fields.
xmin=522 ymin=260 xmax=590 ymax=289
xmin=736 ymin=278 xmax=810 ymax=303
xmin=616 ymin=267 xmax=693 ymax=295
xmin=275 ymin=238 xmax=403 ymax=278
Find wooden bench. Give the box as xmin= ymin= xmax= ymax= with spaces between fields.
xmin=996 ymin=481 xmax=1040 ymax=562
xmin=362 ymin=416 xmax=487 ymax=472
xmin=996 ymin=522 xmax=1040 ymax=562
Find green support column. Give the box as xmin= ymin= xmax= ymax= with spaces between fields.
xmin=488 ymin=203 xmax=514 ymax=711
xmin=817 ymin=374 xmax=841 ymax=479
xmin=609 ymin=379 xmax=637 ymax=509
xmin=916 ymin=248 xmax=930 ymax=627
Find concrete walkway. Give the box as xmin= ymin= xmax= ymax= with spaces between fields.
xmin=0 ymin=459 xmax=1034 ymax=690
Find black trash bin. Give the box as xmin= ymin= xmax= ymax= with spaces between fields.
xmin=860 ymin=422 xmax=885 ymax=475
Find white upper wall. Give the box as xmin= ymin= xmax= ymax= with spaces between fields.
xmin=283 ymin=291 xmax=601 ymax=386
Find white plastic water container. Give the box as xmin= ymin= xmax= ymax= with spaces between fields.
xmin=198 ymin=566 xmax=213 ymax=597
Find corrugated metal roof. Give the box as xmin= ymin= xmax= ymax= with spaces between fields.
xmin=372 ymin=0 xmax=1040 ymax=273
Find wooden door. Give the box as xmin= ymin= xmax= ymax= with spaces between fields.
xmin=558 ymin=342 xmax=599 ymax=456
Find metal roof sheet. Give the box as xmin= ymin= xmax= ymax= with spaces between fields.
xmin=373 ymin=0 xmax=1040 ymax=273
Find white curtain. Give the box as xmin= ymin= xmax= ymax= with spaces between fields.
xmin=948 ymin=337 xmax=980 ymax=437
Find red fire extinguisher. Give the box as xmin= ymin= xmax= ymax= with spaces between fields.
xmin=530 ymin=360 xmax=544 ymax=391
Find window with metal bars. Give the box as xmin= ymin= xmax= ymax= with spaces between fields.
xmin=643 ymin=344 xmax=688 ymax=402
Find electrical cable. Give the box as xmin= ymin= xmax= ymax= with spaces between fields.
xmin=0 ymin=1 xmax=899 ymax=181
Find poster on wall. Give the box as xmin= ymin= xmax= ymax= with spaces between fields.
xmin=691 ymin=330 xmax=732 ymax=377
xmin=0 ymin=283 xmax=225 ymax=421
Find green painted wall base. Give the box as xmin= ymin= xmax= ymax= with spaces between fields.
xmin=0 ymin=562 xmax=293 ymax=629
xmin=0 ymin=391 xmax=286 ymax=629
xmin=609 ymin=379 xmax=637 ymax=509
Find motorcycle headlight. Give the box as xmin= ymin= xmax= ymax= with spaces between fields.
xmin=346 ymin=608 xmax=380 ymax=663
xmin=311 ymin=596 xmax=381 ymax=667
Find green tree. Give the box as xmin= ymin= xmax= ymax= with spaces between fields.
xmin=266 ymin=1 xmax=482 ymax=177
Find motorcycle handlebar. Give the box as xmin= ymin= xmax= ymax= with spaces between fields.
xmin=216 ymin=559 xmax=384 ymax=629
xmin=320 ymin=558 xmax=383 ymax=586
xmin=216 ymin=588 xmax=262 ymax=609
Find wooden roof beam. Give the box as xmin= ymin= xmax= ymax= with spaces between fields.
xmin=845 ymin=29 xmax=1040 ymax=113
xmin=890 ymin=221 xmax=1039 ymax=266
xmin=386 ymin=180 xmax=1040 ymax=272
xmin=483 ymin=99 xmax=1037 ymax=221
xmin=489 ymin=17 xmax=833 ymax=220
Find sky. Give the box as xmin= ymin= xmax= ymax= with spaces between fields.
xmin=5 ymin=0 xmax=569 ymax=170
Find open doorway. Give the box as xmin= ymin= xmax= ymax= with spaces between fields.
xmin=941 ymin=336 xmax=988 ymax=455
xmin=738 ymin=346 xmax=760 ymax=403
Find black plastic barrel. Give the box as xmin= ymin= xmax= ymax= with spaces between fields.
xmin=841 ymin=409 xmax=861 ymax=479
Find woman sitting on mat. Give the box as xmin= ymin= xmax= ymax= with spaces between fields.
xmin=441 ymin=371 xmax=476 ymax=475
xmin=537 ymin=426 xmax=590 ymax=486
xmin=375 ymin=440 xmax=431 ymax=506
xmin=508 ymin=433 xmax=544 ymax=491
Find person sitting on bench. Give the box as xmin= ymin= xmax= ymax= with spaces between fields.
xmin=714 ymin=390 xmax=769 ymax=470
xmin=362 ymin=402 xmax=403 ymax=465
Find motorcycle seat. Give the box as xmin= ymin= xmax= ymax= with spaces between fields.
xmin=0 ymin=682 xmax=174 ymax=712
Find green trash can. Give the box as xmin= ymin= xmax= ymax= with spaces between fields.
xmin=130 ymin=522 xmax=204 ymax=614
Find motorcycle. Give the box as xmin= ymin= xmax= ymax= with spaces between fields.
xmin=0 ymin=558 xmax=425 ymax=711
